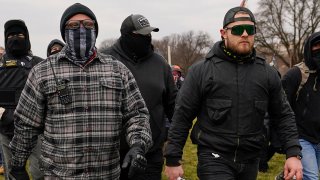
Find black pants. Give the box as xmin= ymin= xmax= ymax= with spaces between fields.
xmin=120 ymin=148 xmax=164 ymax=180
xmin=197 ymin=146 xmax=259 ymax=180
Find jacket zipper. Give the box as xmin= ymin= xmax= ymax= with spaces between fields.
xmin=234 ymin=63 xmax=240 ymax=162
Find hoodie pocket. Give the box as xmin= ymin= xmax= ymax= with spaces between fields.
xmin=206 ymin=99 xmax=232 ymax=125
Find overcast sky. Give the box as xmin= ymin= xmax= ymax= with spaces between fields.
xmin=0 ymin=0 xmax=259 ymax=58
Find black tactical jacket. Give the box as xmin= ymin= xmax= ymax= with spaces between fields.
xmin=0 ymin=53 xmax=43 ymax=138
xmin=165 ymin=41 xmax=301 ymax=164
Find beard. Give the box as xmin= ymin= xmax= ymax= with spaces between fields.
xmin=226 ymin=39 xmax=253 ymax=56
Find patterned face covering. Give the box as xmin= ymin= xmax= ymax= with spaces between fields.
xmin=65 ymin=27 xmax=96 ymax=63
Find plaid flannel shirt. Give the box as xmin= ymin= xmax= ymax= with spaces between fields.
xmin=10 ymin=50 xmax=152 ymax=179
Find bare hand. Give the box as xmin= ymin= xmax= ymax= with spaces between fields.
xmin=283 ymin=157 xmax=303 ymax=180
xmin=164 ymin=165 xmax=184 ymax=180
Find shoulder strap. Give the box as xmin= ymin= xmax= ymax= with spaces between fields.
xmin=294 ymin=62 xmax=316 ymax=100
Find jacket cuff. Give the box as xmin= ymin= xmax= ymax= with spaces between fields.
xmin=131 ymin=143 xmax=146 ymax=154
xmin=165 ymin=157 xmax=181 ymax=166
xmin=285 ymin=146 xmax=301 ymax=159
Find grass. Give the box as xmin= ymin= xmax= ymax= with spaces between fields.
xmin=162 ymin=131 xmax=286 ymax=180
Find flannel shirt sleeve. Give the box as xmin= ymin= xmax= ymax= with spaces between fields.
xmin=10 ymin=67 xmax=44 ymax=167
xmin=120 ymin=67 xmax=153 ymax=153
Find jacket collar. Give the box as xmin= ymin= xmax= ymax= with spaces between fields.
xmin=205 ymin=41 xmax=259 ymax=64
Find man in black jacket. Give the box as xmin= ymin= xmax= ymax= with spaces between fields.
xmin=0 ymin=19 xmax=43 ymax=180
xmin=102 ymin=14 xmax=177 ymax=180
xmin=282 ymin=31 xmax=320 ymax=180
xmin=164 ymin=6 xmax=302 ymax=180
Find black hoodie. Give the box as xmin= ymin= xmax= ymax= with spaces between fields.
xmin=282 ymin=32 xmax=320 ymax=143
xmin=103 ymin=40 xmax=177 ymax=153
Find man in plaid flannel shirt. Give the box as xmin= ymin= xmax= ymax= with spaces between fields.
xmin=9 ymin=3 xmax=152 ymax=180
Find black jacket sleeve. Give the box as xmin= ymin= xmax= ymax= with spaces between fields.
xmin=163 ymin=64 xmax=178 ymax=121
xmin=268 ymin=67 xmax=301 ymax=158
xmin=164 ymin=62 xmax=203 ymax=166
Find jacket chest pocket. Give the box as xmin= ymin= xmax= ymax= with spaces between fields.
xmin=206 ymin=99 xmax=232 ymax=125
xmin=99 ymin=76 xmax=123 ymax=109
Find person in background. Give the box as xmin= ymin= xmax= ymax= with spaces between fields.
xmin=0 ymin=19 xmax=44 ymax=180
xmin=164 ymin=6 xmax=302 ymax=180
xmin=282 ymin=31 xmax=320 ymax=180
xmin=46 ymin=39 xmax=65 ymax=57
xmin=8 ymin=3 xmax=152 ymax=179
xmin=0 ymin=46 xmax=4 ymax=176
xmin=171 ymin=65 xmax=184 ymax=90
xmin=0 ymin=46 xmax=4 ymax=58
xmin=103 ymin=14 xmax=177 ymax=180
xmin=0 ymin=46 xmax=4 ymax=175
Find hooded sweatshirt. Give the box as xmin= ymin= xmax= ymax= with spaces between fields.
xmin=282 ymin=31 xmax=320 ymax=143
xmin=103 ymin=40 xmax=177 ymax=153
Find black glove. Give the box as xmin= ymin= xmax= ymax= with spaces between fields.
xmin=9 ymin=166 xmax=29 ymax=180
xmin=121 ymin=145 xmax=147 ymax=179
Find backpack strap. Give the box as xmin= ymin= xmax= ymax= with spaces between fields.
xmin=294 ymin=62 xmax=316 ymax=100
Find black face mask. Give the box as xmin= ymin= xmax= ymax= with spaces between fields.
xmin=121 ymin=33 xmax=152 ymax=58
xmin=312 ymin=49 xmax=320 ymax=70
xmin=6 ymin=37 xmax=28 ymax=56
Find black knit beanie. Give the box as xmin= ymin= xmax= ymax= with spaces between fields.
xmin=60 ymin=3 xmax=98 ymax=41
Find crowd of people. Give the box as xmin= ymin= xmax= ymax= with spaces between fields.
xmin=0 ymin=2 xmax=319 ymax=180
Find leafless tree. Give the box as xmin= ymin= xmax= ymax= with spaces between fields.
xmin=255 ymin=0 xmax=320 ymax=68
xmin=98 ymin=31 xmax=213 ymax=74
xmin=153 ymin=31 xmax=214 ymax=74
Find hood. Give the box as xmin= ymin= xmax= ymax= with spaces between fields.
xmin=47 ymin=39 xmax=65 ymax=57
xmin=4 ymin=19 xmax=31 ymax=57
xmin=304 ymin=31 xmax=320 ymax=70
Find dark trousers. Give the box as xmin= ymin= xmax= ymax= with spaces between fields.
xmin=197 ymin=146 xmax=259 ymax=180
xmin=120 ymin=148 xmax=164 ymax=180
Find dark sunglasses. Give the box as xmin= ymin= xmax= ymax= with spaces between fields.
xmin=225 ymin=24 xmax=256 ymax=36
xmin=65 ymin=19 xmax=95 ymax=30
